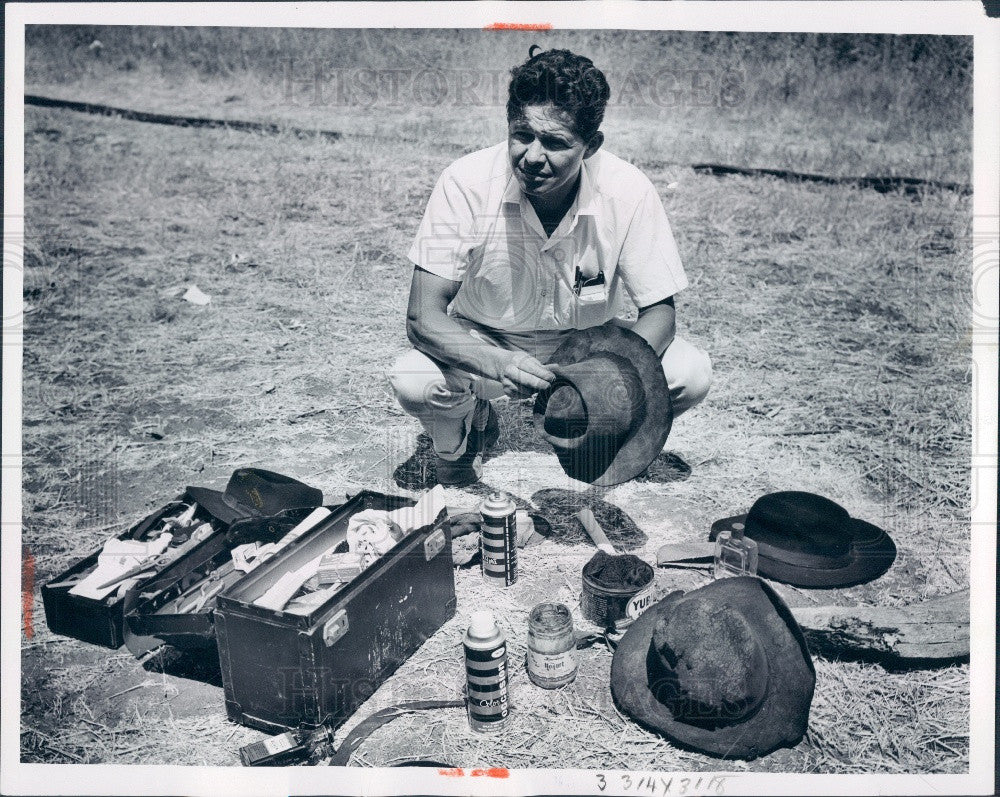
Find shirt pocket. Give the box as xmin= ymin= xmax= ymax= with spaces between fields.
xmin=551 ymin=248 xmax=613 ymax=330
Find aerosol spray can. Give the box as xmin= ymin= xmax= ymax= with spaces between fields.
xmin=464 ymin=610 xmax=510 ymax=732
xmin=479 ymin=491 xmax=518 ymax=586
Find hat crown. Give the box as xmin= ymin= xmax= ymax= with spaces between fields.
xmin=646 ymin=595 xmax=768 ymax=729
xmin=747 ymin=491 xmax=852 ymax=558
xmin=543 ymin=354 xmax=645 ymax=439
xmin=539 ymin=354 xmax=648 ymax=484
xmin=532 ymin=322 xmax=673 ymax=486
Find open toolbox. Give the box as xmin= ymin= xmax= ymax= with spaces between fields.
xmin=41 ymin=496 xmax=221 ymax=649
xmin=122 ymin=505 xmax=334 ymax=652
xmin=214 ymin=490 xmax=456 ymax=733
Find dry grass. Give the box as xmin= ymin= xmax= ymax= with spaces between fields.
xmin=24 ymin=29 xmax=971 ymax=184
xmin=17 ymin=30 xmax=972 ymax=774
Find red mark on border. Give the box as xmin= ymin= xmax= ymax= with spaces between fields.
xmin=484 ymin=22 xmax=553 ymax=31
xmin=438 ymin=768 xmax=465 ymax=777
xmin=22 ymin=545 xmax=35 ymax=639
xmin=471 ymin=768 xmax=510 ymax=778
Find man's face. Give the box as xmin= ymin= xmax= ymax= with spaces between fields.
xmin=507 ymin=104 xmax=601 ymax=204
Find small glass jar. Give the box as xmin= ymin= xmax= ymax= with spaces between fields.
xmin=526 ymin=602 xmax=578 ymax=689
xmin=713 ymin=522 xmax=759 ymax=579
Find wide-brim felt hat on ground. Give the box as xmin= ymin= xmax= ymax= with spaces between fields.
xmin=533 ymin=323 xmax=672 ymax=486
xmin=711 ymin=491 xmax=896 ymax=588
xmin=186 ymin=467 xmax=323 ymax=525
xmin=611 ymin=576 xmax=815 ymax=760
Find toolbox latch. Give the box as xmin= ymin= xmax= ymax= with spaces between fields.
xmin=322 ymin=609 xmax=349 ymax=647
xmin=424 ymin=528 xmax=446 ymax=561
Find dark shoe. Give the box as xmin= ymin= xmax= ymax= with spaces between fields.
xmin=434 ymin=453 xmax=482 ymax=487
xmin=392 ymin=434 xmax=437 ymax=491
xmin=435 ymin=401 xmax=499 ymax=487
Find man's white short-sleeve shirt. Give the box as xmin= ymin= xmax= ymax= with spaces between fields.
xmin=408 ymin=142 xmax=688 ymax=333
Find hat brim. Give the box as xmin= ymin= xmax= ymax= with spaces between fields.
xmin=185 ymin=486 xmax=246 ymax=525
xmin=710 ymin=515 xmax=896 ymax=589
xmin=535 ymin=325 xmax=672 ymax=486
xmin=610 ymin=577 xmax=815 ymax=760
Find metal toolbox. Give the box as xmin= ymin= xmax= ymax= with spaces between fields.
xmin=41 ymin=495 xmax=216 ymax=649
xmin=121 ymin=505 xmax=332 ymax=656
xmin=214 ymin=491 xmax=455 ymax=733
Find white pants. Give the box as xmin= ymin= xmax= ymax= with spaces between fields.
xmin=388 ymin=327 xmax=712 ymax=461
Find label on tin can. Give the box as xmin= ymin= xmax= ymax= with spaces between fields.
xmin=464 ymin=641 xmax=510 ymax=726
xmin=526 ymin=648 xmax=578 ymax=680
xmin=480 ymin=503 xmax=517 ymax=586
xmin=625 ymin=585 xmax=654 ymax=621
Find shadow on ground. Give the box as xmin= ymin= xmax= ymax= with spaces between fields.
xmin=391 ymin=401 xmax=693 ymax=490
xmin=530 ymin=488 xmax=647 ymax=550
xmin=140 ymin=644 xmax=224 ymax=687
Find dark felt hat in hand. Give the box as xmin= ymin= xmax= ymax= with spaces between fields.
xmin=533 ymin=324 xmax=672 ymax=486
xmin=611 ymin=576 xmax=815 ymax=760
xmin=711 ymin=491 xmax=896 ymax=588
xmin=186 ymin=468 xmax=323 ymax=525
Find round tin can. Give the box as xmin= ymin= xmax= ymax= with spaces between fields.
xmin=463 ymin=610 xmax=510 ymax=733
xmin=526 ymin=602 xmax=578 ymax=689
xmin=580 ymin=555 xmax=654 ymax=630
xmin=479 ymin=491 xmax=518 ymax=586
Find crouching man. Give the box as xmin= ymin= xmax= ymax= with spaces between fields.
xmin=389 ymin=47 xmax=712 ymax=486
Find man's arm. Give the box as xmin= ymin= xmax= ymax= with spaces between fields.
xmin=405 ymin=266 xmax=555 ymax=397
xmin=630 ymin=296 xmax=676 ymax=356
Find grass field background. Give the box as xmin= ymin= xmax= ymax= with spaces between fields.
xmin=19 ymin=28 xmax=973 ymax=772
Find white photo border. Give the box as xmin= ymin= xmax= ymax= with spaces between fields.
xmin=2 ymin=2 xmax=997 ymax=795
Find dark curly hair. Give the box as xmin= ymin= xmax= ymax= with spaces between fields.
xmin=506 ymin=47 xmax=611 ymax=141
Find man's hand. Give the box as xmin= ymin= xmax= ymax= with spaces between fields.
xmin=499 ymin=353 xmax=556 ymax=399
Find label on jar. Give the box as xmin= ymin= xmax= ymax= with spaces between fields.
xmin=527 ymin=647 xmax=578 ymax=679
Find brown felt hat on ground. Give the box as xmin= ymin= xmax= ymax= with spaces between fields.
xmin=610 ymin=576 xmax=815 ymax=760
xmin=533 ymin=324 xmax=672 ymax=486
xmin=710 ymin=491 xmax=896 ymax=588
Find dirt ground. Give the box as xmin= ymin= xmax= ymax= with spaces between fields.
xmin=17 ymin=30 xmax=974 ymax=775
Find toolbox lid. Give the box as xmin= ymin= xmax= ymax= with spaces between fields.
xmin=216 ymin=491 xmax=447 ymax=627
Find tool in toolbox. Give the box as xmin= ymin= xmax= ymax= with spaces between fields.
xmin=93 ymin=513 xmax=217 ymax=590
xmin=176 ymin=579 xmax=227 ymax=614
xmin=95 ymin=551 xmax=175 ymax=591
xmin=122 ymin=506 xmax=335 ymax=657
xmin=172 ymin=560 xmax=238 ymax=614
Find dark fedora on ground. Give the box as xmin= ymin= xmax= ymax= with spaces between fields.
xmin=711 ymin=491 xmax=896 ymax=588
xmin=611 ymin=576 xmax=815 ymax=760
xmin=187 ymin=468 xmax=323 ymax=526
xmin=533 ymin=324 xmax=672 ymax=486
